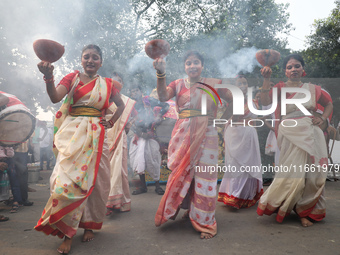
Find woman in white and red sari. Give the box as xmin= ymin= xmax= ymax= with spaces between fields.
xmin=218 ymin=75 xmax=263 ymax=209
xmin=153 ymin=51 xmax=231 ymax=239
xmin=35 ymin=44 xmax=125 ymax=254
xmin=257 ymin=54 xmax=333 ymax=227
xmin=106 ymin=72 xmax=135 ymax=214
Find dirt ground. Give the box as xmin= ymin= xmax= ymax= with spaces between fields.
xmin=0 ymin=170 xmax=339 ymax=255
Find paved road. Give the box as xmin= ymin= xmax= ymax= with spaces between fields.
xmin=0 ymin=170 xmax=339 ymax=255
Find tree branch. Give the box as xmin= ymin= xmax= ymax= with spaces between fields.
xmin=134 ymin=0 xmax=157 ymax=38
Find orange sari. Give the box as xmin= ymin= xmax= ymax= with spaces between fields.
xmin=155 ymin=78 xmax=221 ymax=236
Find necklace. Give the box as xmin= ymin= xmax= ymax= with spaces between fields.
xmin=185 ymin=77 xmax=203 ymax=88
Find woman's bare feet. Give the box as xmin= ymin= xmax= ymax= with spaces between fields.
xmin=182 ymin=210 xmax=190 ymax=219
xmin=82 ymin=229 xmax=94 ymax=242
xmin=200 ymin=232 xmax=215 ymax=239
xmin=57 ymin=236 xmax=72 ymax=254
xmin=300 ymin=217 xmax=313 ymax=227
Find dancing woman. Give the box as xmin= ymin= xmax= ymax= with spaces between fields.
xmin=153 ymin=50 xmax=231 ymax=239
xmin=218 ymin=75 xmax=263 ymax=209
xmin=35 ymin=44 xmax=124 ymax=254
xmin=106 ymin=72 xmax=135 ymax=214
xmin=257 ymin=54 xmax=333 ymax=227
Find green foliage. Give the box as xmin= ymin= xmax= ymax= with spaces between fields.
xmin=301 ymin=0 xmax=340 ymax=123
xmin=302 ymin=0 xmax=340 ymax=79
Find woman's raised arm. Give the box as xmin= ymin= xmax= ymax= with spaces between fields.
xmin=153 ymin=57 xmax=174 ymax=102
xmin=37 ymin=61 xmax=68 ymax=103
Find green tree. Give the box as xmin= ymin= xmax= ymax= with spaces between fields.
xmin=302 ymin=0 xmax=340 ymax=78
xmin=301 ymin=0 xmax=340 ymax=123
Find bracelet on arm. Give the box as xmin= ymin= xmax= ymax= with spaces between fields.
xmin=108 ymin=120 xmax=114 ymax=127
xmin=156 ymin=71 xmax=166 ymax=79
xmin=320 ymin=116 xmax=326 ymax=122
xmin=43 ymin=75 xmax=54 ymax=83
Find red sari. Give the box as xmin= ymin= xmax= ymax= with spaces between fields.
xmin=155 ymin=78 xmax=221 ymax=237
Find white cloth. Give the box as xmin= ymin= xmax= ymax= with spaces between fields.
xmin=129 ymin=137 xmax=161 ymax=181
xmin=39 ymin=127 xmax=52 ymax=148
xmin=219 ymin=125 xmax=263 ymax=198
xmin=218 ymin=100 xmax=263 ymax=208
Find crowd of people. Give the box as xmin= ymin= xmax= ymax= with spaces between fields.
xmin=0 ymin=43 xmax=336 ymax=254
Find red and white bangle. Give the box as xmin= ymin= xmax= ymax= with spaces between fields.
xmin=43 ymin=75 xmax=54 ymax=83
xmin=108 ymin=120 xmax=114 ymax=127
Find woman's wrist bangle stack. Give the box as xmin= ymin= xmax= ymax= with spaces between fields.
xmin=43 ymin=75 xmax=54 ymax=83
xmin=156 ymin=71 xmax=166 ymax=79
xmin=108 ymin=120 xmax=114 ymax=126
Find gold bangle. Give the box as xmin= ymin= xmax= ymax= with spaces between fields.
xmin=156 ymin=71 xmax=166 ymax=78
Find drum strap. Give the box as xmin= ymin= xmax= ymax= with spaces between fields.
xmin=179 ymin=109 xmax=212 ymax=119
xmin=69 ymin=106 xmax=102 ymax=117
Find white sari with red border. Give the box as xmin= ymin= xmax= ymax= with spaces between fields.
xmin=257 ymin=83 xmax=328 ymax=222
xmin=35 ymin=74 xmax=112 ymax=238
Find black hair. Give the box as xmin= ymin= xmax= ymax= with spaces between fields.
xmin=112 ymin=71 xmax=124 ymax=81
xmin=282 ymin=54 xmax=305 ymax=69
xmin=130 ymin=84 xmax=142 ymax=93
xmin=81 ymin=44 xmax=103 ymax=62
xmin=236 ymin=71 xmax=246 ymax=78
xmin=183 ymin=50 xmax=204 ymax=67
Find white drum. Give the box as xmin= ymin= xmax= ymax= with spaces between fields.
xmin=0 ymin=104 xmax=36 ymax=147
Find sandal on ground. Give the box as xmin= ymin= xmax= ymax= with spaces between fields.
xmin=0 ymin=215 xmax=9 ymax=222
xmin=10 ymin=204 xmax=19 ymax=213
xmin=155 ymin=186 xmax=165 ymax=195
xmin=132 ymin=187 xmax=147 ymax=195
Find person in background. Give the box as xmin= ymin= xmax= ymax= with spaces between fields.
xmin=106 ymin=72 xmax=136 ymax=215
xmin=129 ymin=85 xmax=169 ymax=195
xmin=0 ymin=93 xmax=10 ymax=221
xmin=31 ymin=122 xmax=41 ymax=164
xmin=0 ymin=145 xmax=22 ymax=213
xmin=218 ymin=75 xmax=263 ymax=209
xmin=34 ymin=44 xmax=125 ymax=254
xmin=0 ymin=93 xmax=23 ymax=213
xmin=39 ymin=121 xmax=52 ymax=170
xmin=14 ymin=137 xmax=34 ymax=206
xmin=0 ymin=160 xmax=10 ymax=221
